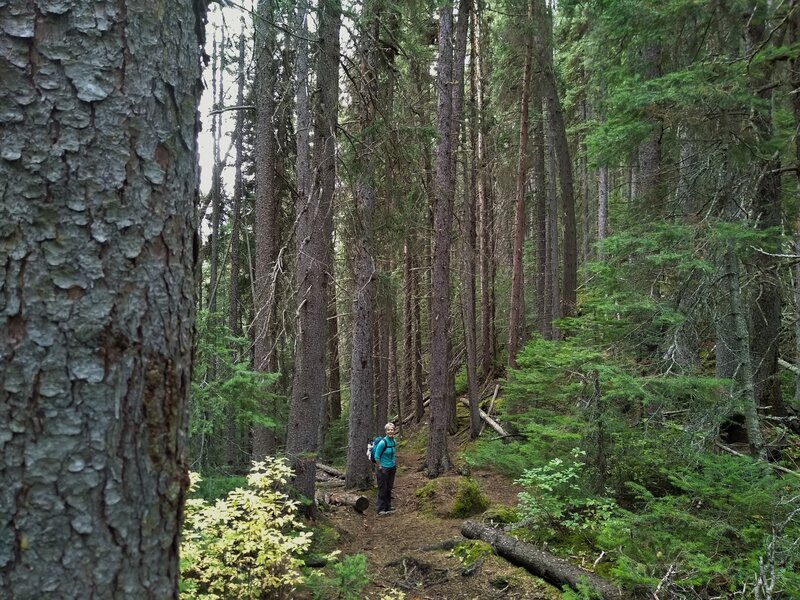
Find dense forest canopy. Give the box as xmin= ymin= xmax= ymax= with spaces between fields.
xmin=2 ymin=0 xmax=800 ymax=597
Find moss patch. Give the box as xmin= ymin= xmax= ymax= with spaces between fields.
xmin=415 ymin=476 xmax=489 ymax=518
xmin=482 ymin=504 xmax=520 ymax=525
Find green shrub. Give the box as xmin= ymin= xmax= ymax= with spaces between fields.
xmin=188 ymin=475 xmax=247 ymax=503
xmin=452 ymin=541 xmax=494 ymax=566
xmin=304 ymin=553 xmax=371 ymax=600
xmin=416 ymin=476 xmax=489 ymax=518
xmin=515 ymin=448 xmax=616 ymax=541
xmin=180 ymin=458 xmax=312 ymax=599
xmin=598 ymin=454 xmax=800 ymax=597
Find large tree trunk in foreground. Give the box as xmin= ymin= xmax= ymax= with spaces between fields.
xmin=0 ymin=1 xmax=204 ymax=595
xmin=461 ymin=522 xmax=625 ymax=599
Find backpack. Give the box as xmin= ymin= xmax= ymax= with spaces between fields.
xmin=367 ymin=435 xmax=386 ymax=463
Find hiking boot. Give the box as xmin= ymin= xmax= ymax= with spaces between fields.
xmin=377 ymin=510 xmax=390 ymax=516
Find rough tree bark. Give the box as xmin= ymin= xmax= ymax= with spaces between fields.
xmin=315 ymin=0 xmax=342 ymax=452
xmin=428 ymin=0 xmax=457 ymax=477
xmin=287 ymin=0 xmax=329 ymax=513
xmin=461 ymin=522 xmax=625 ymax=599
xmin=534 ymin=0 xmax=577 ymax=318
xmin=475 ymin=0 xmax=496 ymax=379
xmin=508 ymin=1 xmax=533 ymax=368
xmin=0 ymin=0 xmax=204 ymax=595
xmin=346 ymin=0 xmax=381 ymax=490
xmin=464 ymin=0 xmax=482 ymax=439
xmin=532 ymin=79 xmax=548 ymax=338
xmin=746 ymin=6 xmax=784 ymax=417
xmin=252 ymin=0 xmax=281 ymax=460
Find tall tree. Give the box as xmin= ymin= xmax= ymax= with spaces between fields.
xmin=428 ymin=0 xmax=457 ymax=477
xmin=534 ymin=0 xmax=577 ymax=318
xmin=286 ymin=0 xmax=329 ymax=512
xmin=229 ymin=25 xmax=247 ymax=340
xmin=0 ymin=0 xmax=204 ymax=594
xmin=346 ymin=0 xmax=382 ymax=490
xmin=315 ymin=0 xmax=342 ymax=452
xmin=508 ymin=0 xmax=533 ymax=368
xmin=252 ymin=0 xmax=281 ymax=460
xmin=209 ymin=25 xmax=225 ymax=315
xmin=746 ymin=3 xmax=785 ymax=417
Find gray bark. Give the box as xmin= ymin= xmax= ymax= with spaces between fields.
xmin=287 ymin=0 xmax=327 ymax=513
xmin=598 ymin=165 xmax=608 ymax=249
xmin=464 ymin=3 xmax=481 ymax=439
xmin=346 ymin=0 xmax=380 ymax=490
xmin=532 ymin=82 xmax=548 ymax=338
xmin=315 ymin=0 xmax=342 ymax=453
xmin=461 ymin=522 xmax=625 ymax=599
xmin=252 ymin=0 xmax=281 ymax=460
xmin=428 ymin=0 xmax=456 ymax=477
xmin=534 ymin=0 xmax=576 ymax=318
xmin=0 ymin=0 xmax=204 ymax=595
xmin=508 ymin=4 xmax=532 ymax=368
xmin=475 ymin=0 xmax=494 ymax=379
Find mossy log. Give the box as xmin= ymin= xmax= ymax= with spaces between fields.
xmin=460 ymin=520 xmax=626 ymax=599
xmin=316 ymin=490 xmax=370 ymax=513
xmin=316 ymin=463 xmax=345 ymax=478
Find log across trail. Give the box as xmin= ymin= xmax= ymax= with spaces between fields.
xmin=461 ymin=520 xmax=626 ymax=599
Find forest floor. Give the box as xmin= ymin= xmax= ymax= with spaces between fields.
xmin=319 ymin=425 xmax=564 ymax=600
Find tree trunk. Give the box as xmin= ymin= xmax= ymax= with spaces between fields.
xmin=209 ymin=26 xmax=225 ymax=315
xmin=287 ymin=0 xmax=328 ymax=514
xmin=464 ymin=4 xmax=482 ymax=439
xmin=316 ymin=0 xmax=342 ymax=453
xmin=508 ymin=4 xmax=533 ymax=368
xmin=532 ymin=81 xmax=548 ymax=338
xmin=476 ymin=0 xmax=495 ymax=380
xmin=403 ymin=238 xmax=415 ymax=420
xmin=428 ymin=0 xmax=457 ymax=477
xmin=746 ymin=6 xmax=784 ymax=418
xmin=598 ymin=164 xmax=609 ymax=251
xmin=535 ymin=0 xmax=576 ymax=319
xmin=346 ymin=0 xmax=381 ymax=490
xmin=252 ymin=0 xmax=281 ymax=461
xmin=229 ymin=27 xmax=246 ymax=341
xmin=0 ymin=1 xmax=204 ymax=594
xmin=461 ymin=522 xmax=625 ymax=599
xmin=544 ymin=126 xmax=560 ymax=339
xmin=225 ymin=23 xmax=247 ymax=471
xmin=635 ymin=43 xmax=662 ymax=206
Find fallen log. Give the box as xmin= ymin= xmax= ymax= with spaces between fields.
xmin=457 ymin=398 xmax=508 ymax=438
xmin=460 ymin=520 xmax=625 ymax=599
xmin=316 ymin=463 xmax=345 ymax=479
xmin=316 ymin=479 xmax=346 ymax=488
xmin=316 ymin=490 xmax=370 ymax=513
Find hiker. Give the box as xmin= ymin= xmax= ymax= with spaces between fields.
xmin=375 ymin=422 xmax=397 ymax=515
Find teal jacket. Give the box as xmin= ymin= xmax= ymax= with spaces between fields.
xmin=375 ymin=437 xmax=396 ymax=469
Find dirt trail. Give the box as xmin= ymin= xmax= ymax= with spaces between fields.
xmin=325 ymin=432 xmax=562 ymax=599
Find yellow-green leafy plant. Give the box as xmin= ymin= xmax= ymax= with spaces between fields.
xmin=180 ymin=458 xmax=312 ymax=599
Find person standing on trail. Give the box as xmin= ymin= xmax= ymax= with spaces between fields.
xmin=375 ymin=422 xmax=397 ymax=515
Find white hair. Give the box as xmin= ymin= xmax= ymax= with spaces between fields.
xmin=384 ymin=422 xmax=395 ymax=430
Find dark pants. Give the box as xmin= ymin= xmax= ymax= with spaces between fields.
xmin=376 ymin=466 xmax=396 ymax=512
